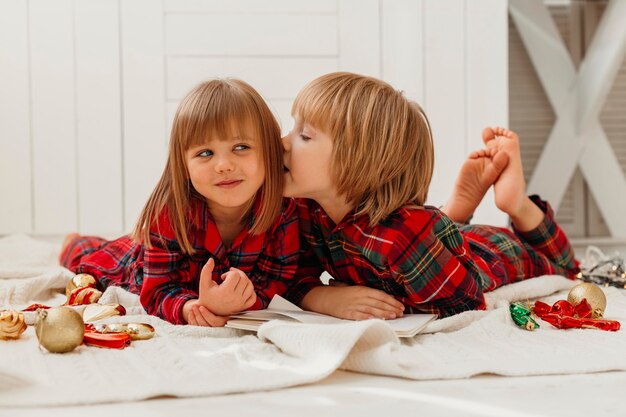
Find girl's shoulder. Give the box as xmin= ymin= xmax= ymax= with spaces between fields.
xmin=263 ymin=198 xmax=299 ymax=236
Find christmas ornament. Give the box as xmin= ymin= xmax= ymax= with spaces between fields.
xmin=534 ymin=299 xmax=620 ymax=331
xmin=82 ymin=304 xmax=126 ymax=323
xmin=0 ymin=310 xmax=27 ymax=340
xmin=35 ymin=307 xmax=85 ymax=353
xmin=67 ymin=286 xmax=102 ymax=306
xmin=567 ymin=282 xmax=606 ymax=319
xmin=509 ymin=301 xmax=539 ymax=330
xmin=65 ymin=273 xmax=97 ymax=297
xmin=93 ymin=322 xmax=155 ymax=341
xmin=83 ymin=325 xmax=131 ymax=349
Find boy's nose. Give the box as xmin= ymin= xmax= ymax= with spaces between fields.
xmin=281 ymin=135 xmax=290 ymax=151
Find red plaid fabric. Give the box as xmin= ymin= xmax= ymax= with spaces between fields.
xmin=60 ymin=196 xmax=302 ymax=324
xmin=289 ymin=196 xmax=579 ymax=318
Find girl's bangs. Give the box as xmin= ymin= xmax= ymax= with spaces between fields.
xmin=177 ymin=86 xmax=258 ymax=149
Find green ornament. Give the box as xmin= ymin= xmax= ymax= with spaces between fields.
xmin=509 ymin=301 xmax=539 ymax=331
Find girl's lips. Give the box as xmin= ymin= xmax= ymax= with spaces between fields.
xmin=216 ymin=180 xmax=242 ymax=188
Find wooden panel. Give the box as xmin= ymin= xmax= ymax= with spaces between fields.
xmin=165 ymin=14 xmax=337 ymax=56
xmin=121 ymin=0 xmax=167 ymax=231
xmin=508 ymin=5 xmax=585 ymax=236
xmin=423 ymin=0 xmax=466 ymax=207
xmin=29 ymin=0 xmax=77 ymax=234
xmin=0 ymin=0 xmax=32 ymax=233
xmin=381 ymin=0 xmax=424 ymax=102
xmin=338 ymin=0 xmax=380 ymax=77
xmin=466 ymin=0 xmax=509 ymax=226
xmin=267 ymin=99 xmax=295 ymax=136
xmin=164 ymin=0 xmax=336 ymax=13
xmin=166 ymin=57 xmax=337 ymax=101
xmin=75 ymin=0 xmax=123 ymax=234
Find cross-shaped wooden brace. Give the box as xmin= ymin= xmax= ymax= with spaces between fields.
xmin=509 ymin=0 xmax=626 ymax=238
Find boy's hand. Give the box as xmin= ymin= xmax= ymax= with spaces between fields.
xmin=300 ymin=285 xmax=405 ymax=321
xmin=198 ymin=259 xmax=257 ymax=316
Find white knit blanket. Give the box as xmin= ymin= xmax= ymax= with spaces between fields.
xmin=1 ymin=234 xmax=625 ymax=408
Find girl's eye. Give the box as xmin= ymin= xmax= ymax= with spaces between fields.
xmin=233 ymin=144 xmax=250 ymax=151
xmin=198 ymin=150 xmax=213 ymax=157
xmin=299 ymin=133 xmax=311 ymax=141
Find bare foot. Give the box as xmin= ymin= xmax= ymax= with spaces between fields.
xmin=483 ymin=127 xmax=544 ymax=231
xmin=442 ymin=147 xmax=509 ymax=223
xmin=61 ymin=233 xmax=80 ymax=254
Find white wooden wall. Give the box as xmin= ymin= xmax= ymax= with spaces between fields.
xmin=0 ymin=0 xmax=508 ymax=237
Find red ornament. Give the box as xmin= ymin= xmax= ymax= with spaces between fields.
xmin=533 ymin=300 xmax=620 ymax=331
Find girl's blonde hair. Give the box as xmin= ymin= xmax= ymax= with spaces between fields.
xmin=292 ymin=72 xmax=434 ymax=226
xmin=132 ymin=79 xmax=283 ymax=254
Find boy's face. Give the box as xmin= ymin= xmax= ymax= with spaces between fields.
xmin=281 ymin=118 xmax=335 ymax=201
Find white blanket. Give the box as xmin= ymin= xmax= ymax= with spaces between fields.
xmin=1 ymin=234 xmax=625 ymax=407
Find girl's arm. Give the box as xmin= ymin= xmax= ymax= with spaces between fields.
xmin=140 ymin=235 xmax=200 ymax=325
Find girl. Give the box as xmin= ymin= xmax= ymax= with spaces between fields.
xmin=61 ymin=79 xmax=311 ymax=326
xmin=282 ymin=72 xmax=579 ymax=320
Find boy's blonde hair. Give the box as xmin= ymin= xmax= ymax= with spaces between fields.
xmin=292 ymin=72 xmax=434 ymax=225
xmin=132 ymin=79 xmax=283 ymax=254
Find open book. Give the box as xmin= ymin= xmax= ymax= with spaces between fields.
xmin=226 ymin=295 xmax=437 ymax=338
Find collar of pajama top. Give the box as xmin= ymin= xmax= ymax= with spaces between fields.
xmin=295 ymin=198 xmax=487 ymax=317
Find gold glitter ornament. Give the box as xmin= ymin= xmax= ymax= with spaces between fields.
xmin=0 ymin=310 xmax=27 ymax=340
xmin=35 ymin=307 xmax=85 ymax=353
xmin=65 ymin=273 xmax=97 ymax=297
xmin=567 ymin=282 xmax=607 ymax=319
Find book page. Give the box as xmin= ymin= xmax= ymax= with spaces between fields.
xmin=227 ymin=294 xmax=437 ymax=337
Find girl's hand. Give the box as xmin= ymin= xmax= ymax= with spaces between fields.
xmin=183 ymin=299 xmax=228 ymax=327
xmin=198 ymin=259 xmax=257 ymax=316
xmin=300 ymin=285 xmax=405 ymax=321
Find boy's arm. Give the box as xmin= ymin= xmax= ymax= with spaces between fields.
xmin=389 ymin=211 xmax=486 ymax=318
xmin=300 ymin=285 xmax=404 ymax=320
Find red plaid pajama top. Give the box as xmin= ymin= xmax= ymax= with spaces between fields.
xmin=287 ymin=195 xmax=579 ymax=317
xmin=60 ymin=196 xmax=309 ymax=324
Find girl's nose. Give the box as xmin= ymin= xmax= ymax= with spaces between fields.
xmin=214 ymin=155 xmax=234 ymax=172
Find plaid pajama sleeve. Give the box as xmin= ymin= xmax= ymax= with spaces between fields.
xmin=512 ymin=195 xmax=579 ymax=274
xmin=388 ymin=210 xmax=488 ymax=317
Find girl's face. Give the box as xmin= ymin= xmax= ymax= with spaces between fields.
xmin=282 ymin=117 xmax=335 ymax=201
xmin=186 ymin=127 xmax=264 ymax=217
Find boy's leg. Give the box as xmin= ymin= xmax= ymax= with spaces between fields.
xmin=485 ymin=127 xmax=545 ymax=232
xmin=486 ymin=126 xmax=578 ymax=273
xmin=512 ymin=195 xmax=579 ymax=274
xmin=442 ymin=130 xmax=509 ymax=223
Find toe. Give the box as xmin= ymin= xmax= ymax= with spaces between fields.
xmin=482 ymin=127 xmax=495 ymax=144
xmin=492 ymin=151 xmax=510 ymax=173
